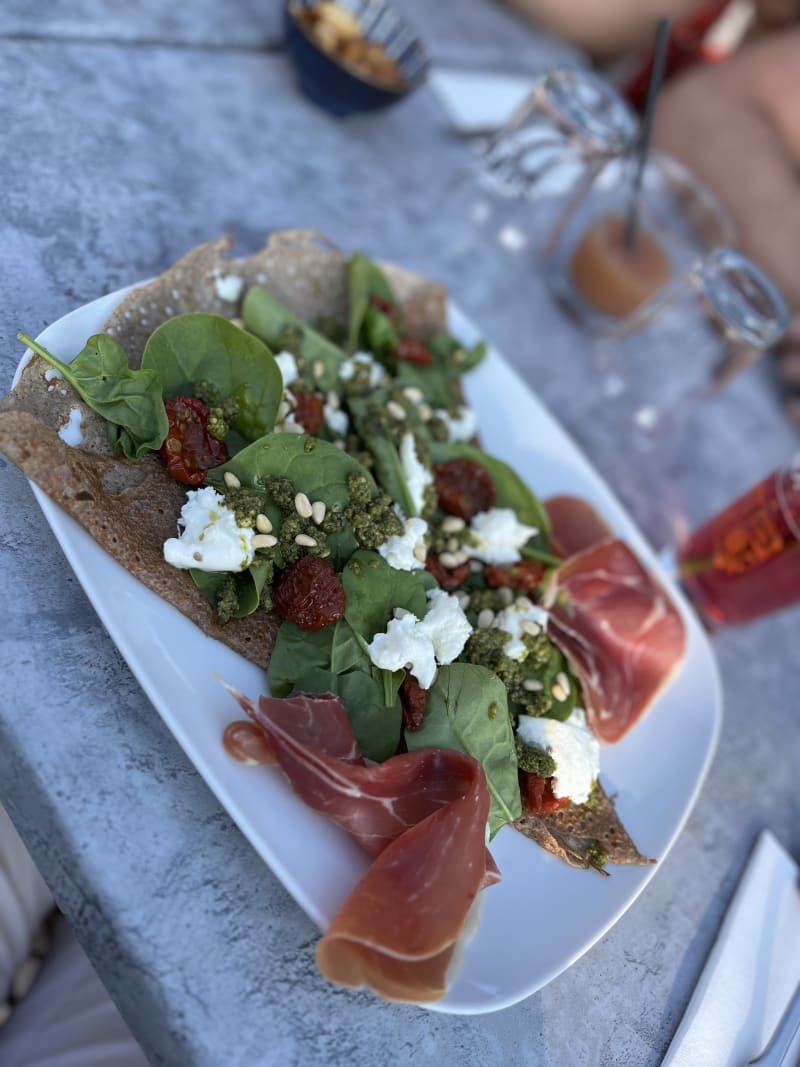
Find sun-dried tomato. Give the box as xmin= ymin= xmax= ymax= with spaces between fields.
xmin=160 ymin=396 xmax=229 ymax=485
xmin=393 ymin=337 xmax=433 ymax=366
xmin=400 ymin=673 xmax=427 ymax=731
xmin=368 ymin=294 xmax=399 ymax=323
xmin=485 ymin=560 xmax=545 ymax=593
xmin=425 ymin=551 xmax=471 ymax=589
xmin=433 ymin=458 xmax=495 ymax=520
xmin=273 ymin=555 xmax=346 ymax=632
xmin=521 ymin=772 xmax=570 ymax=815
xmin=291 ymin=389 xmax=325 ymax=436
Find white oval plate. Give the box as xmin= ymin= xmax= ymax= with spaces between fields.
xmin=16 ymin=285 xmax=722 ymax=1015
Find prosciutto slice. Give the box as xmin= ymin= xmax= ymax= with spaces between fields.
xmin=544 ymin=539 xmax=686 ymax=742
xmin=545 ymin=494 xmax=614 ymax=557
xmin=227 ymin=689 xmax=497 ymax=1002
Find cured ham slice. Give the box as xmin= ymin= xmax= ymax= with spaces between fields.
xmin=544 ymin=539 xmax=686 ymax=742
xmin=226 ymin=688 xmax=497 ymax=1002
xmin=545 ymin=494 xmax=614 ymax=557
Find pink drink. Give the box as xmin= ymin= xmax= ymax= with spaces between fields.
xmin=678 ymin=463 xmax=800 ymax=624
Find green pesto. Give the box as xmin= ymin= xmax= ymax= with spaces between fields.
xmin=221 ymin=486 xmax=269 ymax=528
xmin=427 ymin=415 xmax=449 ymax=443
xmin=514 ymin=737 xmax=556 ymax=777
xmin=266 ymin=476 xmax=297 ymax=514
xmin=586 ymin=844 xmax=608 ymax=870
xmin=344 ymin=472 xmax=403 ymax=550
xmin=214 ymin=575 xmax=241 ymax=625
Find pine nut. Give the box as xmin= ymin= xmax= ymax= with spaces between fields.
xmin=438 ymin=551 xmax=460 ymax=569
xmin=223 ymin=472 xmax=241 ymax=489
xmin=417 ymin=402 xmax=432 ymax=421
xmin=255 ymin=513 xmax=273 ymax=534
xmin=387 ymin=400 xmax=406 ymax=420
xmin=521 ymin=620 xmax=541 ymax=637
xmin=523 ymin=679 xmax=543 ymax=692
xmin=252 ymin=533 xmax=277 ymax=549
xmin=551 ymin=683 xmax=567 ymax=702
xmin=311 ymin=500 xmax=326 ymax=524
xmin=477 ymin=609 xmax=495 ymax=629
xmin=295 ymin=533 xmax=317 ymax=547
xmin=441 ymin=516 xmax=466 ymax=533
xmin=516 ymin=596 xmax=534 ymax=611
xmin=294 ymin=491 xmax=312 ymax=518
xmin=446 ymin=536 xmax=460 ymax=553
xmin=277 ymin=400 xmax=289 ymax=421
xmin=413 ymin=544 xmax=428 ymax=563
xmin=312 ymin=360 xmax=325 ymax=380
xmin=402 ymin=386 xmax=423 ymax=402
xmin=555 ymin=671 xmax=570 ymax=694
xmin=498 ymin=587 xmax=514 ymax=606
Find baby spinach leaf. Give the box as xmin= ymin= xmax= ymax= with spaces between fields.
xmin=208 ymin=433 xmax=375 ymax=568
xmin=19 ymin=332 xmax=168 ymax=460
xmin=405 ymin=662 xmax=521 ymax=838
xmin=347 ymin=252 xmax=398 ymax=352
xmin=428 ymin=331 xmax=487 ymax=374
xmin=528 ymin=646 xmax=581 ymax=722
xmin=393 ymin=362 xmax=461 ymax=411
xmin=362 ymin=305 xmax=399 ymax=357
xmin=342 ymin=549 xmax=436 ymax=642
xmin=267 ymin=619 xmax=402 ymax=762
xmin=242 ymin=287 xmax=345 ymax=390
xmin=141 ymin=313 xmax=282 ymax=445
xmin=347 ymin=395 xmax=417 ymax=518
xmin=430 ymin=440 xmax=552 ymax=549
xmin=189 ymin=555 xmax=272 ymax=620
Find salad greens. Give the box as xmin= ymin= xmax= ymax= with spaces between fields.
xmin=18 ymin=331 xmax=168 ymax=459
xmin=141 ymin=313 xmax=282 ymax=448
xmin=22 ymin=248 xmax=594 ymax=843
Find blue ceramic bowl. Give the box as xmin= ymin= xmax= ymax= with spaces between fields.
xmin=284 ymin=0 xmax=428 ymax=116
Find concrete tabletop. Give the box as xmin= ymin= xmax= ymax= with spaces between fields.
xmin=1 ymin=3 xmax=798 ymax=1065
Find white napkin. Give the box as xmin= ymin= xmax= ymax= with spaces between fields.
xmin=662 ymin=830 xmax=800 ymax=1067
xmin=427 ymin=68 xmax=539 ymax=135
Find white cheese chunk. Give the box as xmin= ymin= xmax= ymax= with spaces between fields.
xmin=378 ymin=517 xmax=428 ymax=572
xmin=366 ymin=613 xmax=438 ymax=690
xmin=516 ymin=709 xmax=599 ymax=804
xmin=164 ymin=486 xmax=255 ymax=573
xmin=493 ymin=600 xmax=549 ymax=661
xmin=434 ymin=405 xmax=477 ymax=443
xmin=44 ymin=367 xmax=63 ymax=382
xmin=466 ymin=507 xmax=538 ymax=565
xmin=57 ymin=407 xmax=83 ymax=447
xmin=399 ymin=432 xmax=433 ymax=517
xmin=418 ymin=588 xmax=473 ymax=664
xmin=274 ymin=351 xmax=300 ymax=388
xmin=338 ymin=351 xmax=385 ymax=387
xmin=213 ymin=274 xmax=244 ymax=303
xmin=324 ymin=403 xmax=349 ymax=437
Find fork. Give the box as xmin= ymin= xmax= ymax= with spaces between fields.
xmin=745 ymin=979 xmax=800 ymax=1066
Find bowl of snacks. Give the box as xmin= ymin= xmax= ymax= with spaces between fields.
xmin=284 ymin=0 xmax=428 ymax=115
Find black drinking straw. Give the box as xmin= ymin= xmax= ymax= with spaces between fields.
xmin=623 ymin=17 xmax=671 ymax=249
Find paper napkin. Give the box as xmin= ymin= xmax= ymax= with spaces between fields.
xmin=662 ymin=830 xmax=800 ymax=1067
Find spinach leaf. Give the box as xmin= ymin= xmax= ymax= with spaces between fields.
xmin=342 ymin=549 xmax=436 ymax=642
xmin=530 ymin=646 xmax=580 ymax=722
xmin=430 ymin=440 xmax=552 ymax=549
xmin=208 ymin=433 xmax=375 ymax=569
xmin=19 ymin=332 xmax=168 ymax=460
xmin=347 ymin=252 xmax=398 ymax=352
xmin=393 ymin=362 xmax=461 ymax=411
xmin=362 ymin=305 xmax=399 ymax=357
xmin=267 ymin=619 xmax=403 ymax=762
xmin=242 ymin=287 xmax=346 ymax=390
xmin=428 ymin=332 xmax=487 ymax=374
xmin=140 ymin=313 xmax=282 ymax=445
xmin=404 ymin=662 xmax=521 ymax=838
xmin=189 ymin=555 xmax=272 ymax=620
xmin=347 ymin=395 xmax=417 ymax=518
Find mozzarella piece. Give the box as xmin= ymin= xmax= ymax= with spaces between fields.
xmin=418 ymin=588 xmax=473 ymax=664
xmin=516 ymin=709 xmax=599 ymax=804
xmin=493 ymin=600 xmax=549 ymax=661
xmin=434 ymin=405 xmax=477 ymax=443
xmin=274 ymin=351 xmax=300 ymax=388
xmin=213 ymin=274 xmax=244 ymax=303
xmin=57 ymin=408 xmax=84 ymax=447
xmin=378 ymin=517 xmax=428 ymax=572
xmin=164 ymin=486 xmax=255 ymax=573
xmin=466 ymin=507 xmax=538 ymax=565
xmin=339 ymin=351 xmax=385 ymax=387
xmin=399 ymin=432 xmax=433 ymax=517
xmin=324 ymin=402 xmax=349 ymax=437
xmin=366 ymin=614 xmax=438 ymax=690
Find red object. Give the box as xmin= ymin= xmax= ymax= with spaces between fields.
xmin=544 ymin=495 xmax=615 ymax=558
xmin=520 ymin=773 xmax=570 ymax=815
xmin=425 ymin=551 xmax=471 ymax=589
xmin=400 ymin=673 xmax=428 ymax=731
xmin=393 ymin=337 xmax=434 ymax=366
xmin=368 ymin=294 xmax=399 ymax=323
xmin=485 ymin=560 xmax=545 ymax=593
xmin=291 ymin=389 xmax=325 ymax=436
xmin=160 ymin=396 xmax=228 ymax=484
xmin=544 ymin=539 xmax=687 ymax=742
xmin=433 ymin=458 xmax=495 ymax=520
xmin=231 ymin=689 xmax=499 ymax=1002
xmin=679 ymin=466 xmax=800 ymax=624
xmin=622 ymin=2 xmax=734 ymax=113
xmin=273 ymin=555 xmax=346 ymax=632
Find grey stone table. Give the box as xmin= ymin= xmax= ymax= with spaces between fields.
xmin=1 ymin=3 xmax=798 ymax=1065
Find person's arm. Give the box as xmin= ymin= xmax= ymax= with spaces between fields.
xmin=500 ymin=0 xmax=702 ymax=60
